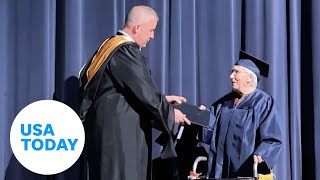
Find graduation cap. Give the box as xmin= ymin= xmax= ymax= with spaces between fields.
xmin=235 ymin=50 xmax=270 ymax=80
xmin=174 ymin=103 xmax=211 ymax=129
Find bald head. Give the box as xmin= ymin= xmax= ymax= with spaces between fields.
xmin=121 ymin=5 xmax=159 ymax=48
xmin=124 ymin=5 xmax=158 ymax=28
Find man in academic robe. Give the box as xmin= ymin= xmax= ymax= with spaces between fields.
xmin=199 ymin=50 xmax=282 ymax=178
xmin=79 ymin=5 xmax=191 ymax=180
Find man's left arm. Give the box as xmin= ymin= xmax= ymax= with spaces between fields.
xmin=253 ymin=97 xmax=283 ymax=168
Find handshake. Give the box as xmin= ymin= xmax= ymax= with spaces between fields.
xmin=165 ymin=95 xmax=211 ymax=129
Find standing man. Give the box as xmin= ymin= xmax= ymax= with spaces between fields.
xmin=199 ymin=50 xmax=282 ymax=178
xmin=79 ymin=5 xmax=190 ymax=180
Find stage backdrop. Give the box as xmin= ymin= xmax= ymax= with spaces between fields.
xmin=1 ymin=0 xmax=319 ymax=180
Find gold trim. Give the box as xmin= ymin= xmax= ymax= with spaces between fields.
xmin=85 ymin=35 xmax=132 ymax=88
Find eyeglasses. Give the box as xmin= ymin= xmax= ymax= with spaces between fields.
xmin=231 ymin=69 xmax=248 ymax=75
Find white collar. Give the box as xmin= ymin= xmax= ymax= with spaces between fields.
xmin=117 ymin=30 xmax=135 ymax=42
xmin=117 ymin=30 xmax=141 ymax=50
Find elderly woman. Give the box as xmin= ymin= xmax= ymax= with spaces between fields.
xmin=199 ymin=50 xmax=282 ymax=178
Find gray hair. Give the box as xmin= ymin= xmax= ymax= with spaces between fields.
xmin=125 ymin=5 xmax=158 ymax=27
xmin=242 ymin=66 xmax=258 ymax=87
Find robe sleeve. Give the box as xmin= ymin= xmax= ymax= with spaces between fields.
xmin=253 ymin=96 xmax=282 ymax=169
xmin=199 ymin=106 xmax=217 ymax=144
xmin=108 ymin=44 xmax=176 ymax=158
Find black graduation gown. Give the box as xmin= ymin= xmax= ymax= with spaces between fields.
xmin=80 ymin=38 xmax=176 ymax=180
xmin=201 ymin=89 xmax=282 ymax=178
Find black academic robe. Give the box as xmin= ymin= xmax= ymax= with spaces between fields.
xmin=80 ymin=37 xmax=176 ymax=180
xmin=202 ymin=89 xmax=282 ymax=178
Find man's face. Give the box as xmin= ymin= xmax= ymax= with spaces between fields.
xmin=229 ymin=65 xmax=251 ymax=93
xmin=134 ymin=16 xmax=157 ymax=48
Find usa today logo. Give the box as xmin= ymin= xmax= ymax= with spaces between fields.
xmin=10 ymin=100 xmax=85 ymax=175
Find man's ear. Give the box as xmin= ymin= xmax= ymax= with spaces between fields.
xmin=133 ymin=24 xmax=140 ymax=34
xmin=248 ymin=74 xmax=253 ymax=84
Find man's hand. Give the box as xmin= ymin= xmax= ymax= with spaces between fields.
xmin=166 ymin=95 xmax=187 ymax=104
xmin=174 ymin=109 xmax=191 ymax=125
xmin=253 ymin=155 xmax=264 ymax=164
xmin=198 ymin=105 xmax=206 ymax=111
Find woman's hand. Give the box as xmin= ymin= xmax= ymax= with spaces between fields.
xmin=253 ymin=155 xmax=264 ymax=163
xmin=198 ymin=105 xmax=206 ymax=111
